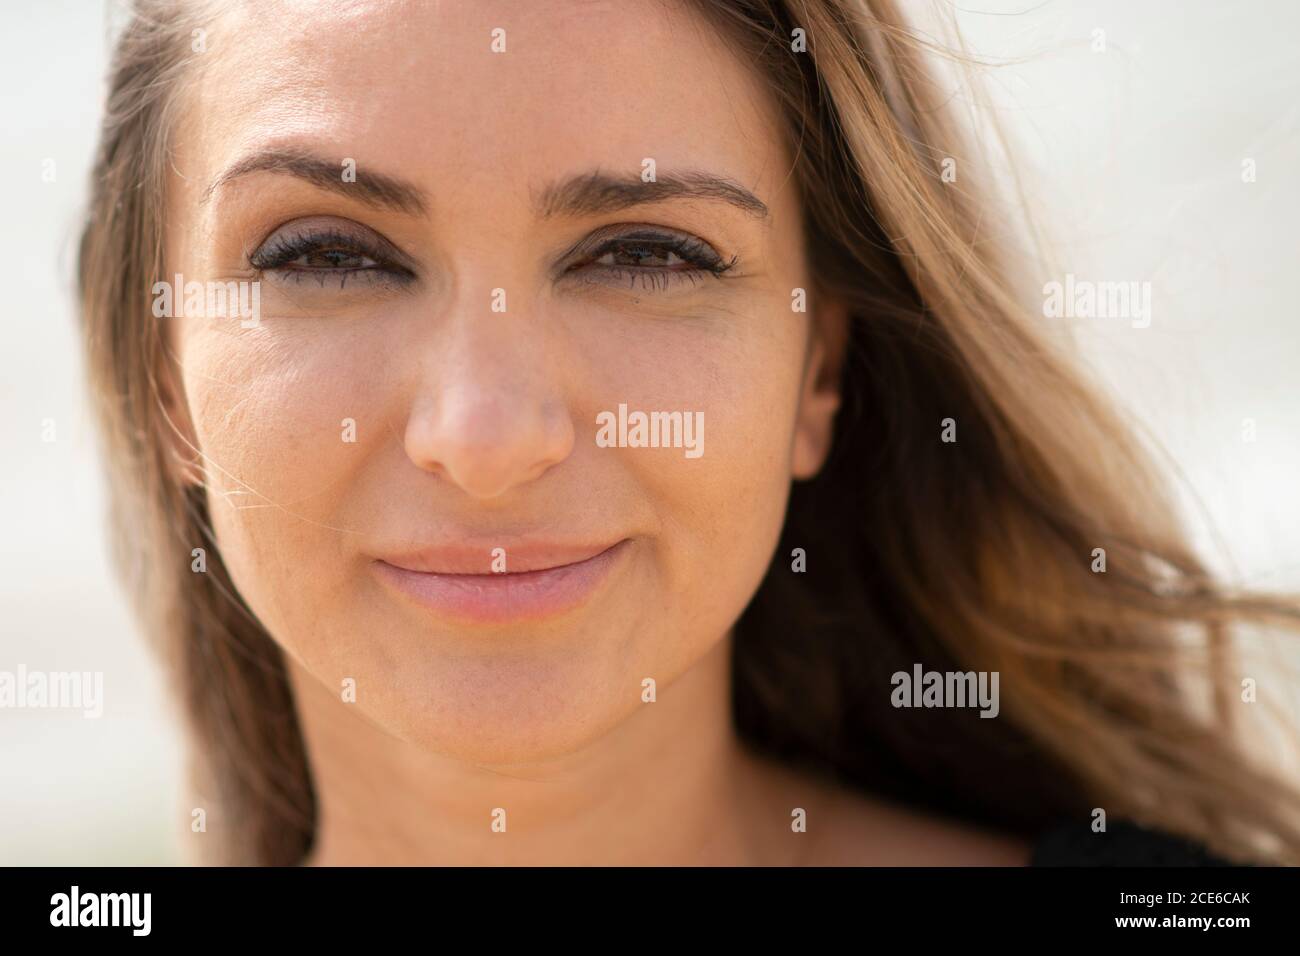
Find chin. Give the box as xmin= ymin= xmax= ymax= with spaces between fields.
xmin=341 ymin=644 xmax=647 ymax=765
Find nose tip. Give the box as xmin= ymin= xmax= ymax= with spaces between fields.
xmin=404 ymin=388 xmax=574 ymax=500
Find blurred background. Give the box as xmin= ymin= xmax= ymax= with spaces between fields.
xmin=1 ymin=0 xmax=1297 ymax=864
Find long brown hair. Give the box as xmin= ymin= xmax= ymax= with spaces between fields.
xmin=77 ymin=0 xmax=1300 ymax=865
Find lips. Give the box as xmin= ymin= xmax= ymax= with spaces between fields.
xmin=370 ymin=539 xmax=630 ymax=623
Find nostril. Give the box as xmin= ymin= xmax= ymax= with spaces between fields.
xmin=402 ymin=379 xmax=574 ymax=497
xmin=409 ymin=426 xmax=571 ymax=500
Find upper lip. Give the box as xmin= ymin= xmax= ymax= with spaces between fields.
xmin=372 ymin=539 xmax=627 ymax=575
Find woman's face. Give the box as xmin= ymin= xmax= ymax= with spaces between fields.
xmin=164 ymin=0 xmax=841 ymax=762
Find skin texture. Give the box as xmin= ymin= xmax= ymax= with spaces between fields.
xmin=162 ymin=0 xmax=1028 ymax=865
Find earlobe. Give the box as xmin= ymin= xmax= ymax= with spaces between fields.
xmin=791 ymin=296 xmax=849 ymax=481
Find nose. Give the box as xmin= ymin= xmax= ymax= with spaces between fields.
xmin=402 ymin=305 xmax=574 ymax=500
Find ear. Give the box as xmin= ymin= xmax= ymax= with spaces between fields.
xmin=791 ymin=292 xmax=848 ymax=480
xmin=154 ymin=331 xmax=205 ymax=489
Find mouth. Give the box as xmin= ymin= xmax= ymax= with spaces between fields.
xmin=370 ymin=539 xmax=632 ymax=624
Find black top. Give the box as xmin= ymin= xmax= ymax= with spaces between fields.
xmin=1031 ymin=820 xmax=1238 ymax=866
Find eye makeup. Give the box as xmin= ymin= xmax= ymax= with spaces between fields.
xmin=248 ymin=216 xmax=417 ymax=290
xmin=557 ymin=225 xmax=739 ymax=292
xmin=246 ymin=216 xmax=741 ymax=295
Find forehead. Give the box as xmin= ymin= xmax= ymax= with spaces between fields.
xmin=177 ymin=0 xmax=791 ymax=209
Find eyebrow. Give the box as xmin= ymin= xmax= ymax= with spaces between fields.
xmin=203 ymin=150 xmax=769 ymax=223
xmin=202 ymin=149 xmax=429 ymax=215
xmin=535 ymin=169 xmax=769 ymax=221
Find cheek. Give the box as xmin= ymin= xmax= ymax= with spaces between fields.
xmin=177 ymin=321 xmax=389 ymax=641
xmin=583 ymin=298 xmax=808 ymax=645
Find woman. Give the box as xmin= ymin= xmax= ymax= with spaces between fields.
xmin=76 ymin=0 xmax=1300 ymax=865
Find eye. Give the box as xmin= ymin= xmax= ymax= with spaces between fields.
xmin=563 ymin=227 xmax=737 ymax=291
xmin=249 ymin=218 xmax=415 ymax=289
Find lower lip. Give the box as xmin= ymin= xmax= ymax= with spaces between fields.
xmin=371 ymin=541 xmax=630 ymax=624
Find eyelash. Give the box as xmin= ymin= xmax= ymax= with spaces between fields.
xmin=248 ymin=226 xmax=737 ymax=292
xmin=565 ymin=231 xmax=738 ymax=290
xmin=249 ymin=228 xmax=413 ymax=289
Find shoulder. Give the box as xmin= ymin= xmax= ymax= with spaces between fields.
xmin=1029 ymin=819 xmax=1240 ymax=867
xmin=758 ymin=763 xmax=1031 ymax=865
xmin=810 ymin=790 xmax=1032 ymax=865
xmin=765 ymin=754 xmax=1239 ymax=866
